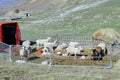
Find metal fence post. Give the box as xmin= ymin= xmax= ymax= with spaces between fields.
xmin=48 ymin=46 xmax=52 ymax=66
xmin=109 ymin=44 xmax=113 ymax=68
xmin=9 ymin=45 xmax=12 ymax=62
xmin=56 ymin=34 xmax=59 ymax=42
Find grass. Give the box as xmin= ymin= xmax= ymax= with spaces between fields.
xmin=12 ymin=0 xmax=119 ymax=41
xmin=0 ymin=57 xmax=114 ymax=80
xmin=0 ymin=0 xmax=120 ymax=80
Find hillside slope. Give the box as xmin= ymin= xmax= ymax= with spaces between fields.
xmin=0 ymin=0 xmax=120 ymax=39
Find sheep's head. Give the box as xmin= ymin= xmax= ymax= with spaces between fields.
xmin=95 ymin=47 xmax=102 ymax=55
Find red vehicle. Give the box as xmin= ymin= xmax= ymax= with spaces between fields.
xmin=0 ymin=22 xmax=21 ymax=45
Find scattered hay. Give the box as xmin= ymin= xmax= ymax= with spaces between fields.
xmin=11 ymin=46 xmax=118 ymax=67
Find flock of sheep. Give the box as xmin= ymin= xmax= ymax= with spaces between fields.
xmin=19 ymin=37 xmax=108 ymax=62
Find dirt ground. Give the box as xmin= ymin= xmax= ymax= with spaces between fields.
xmin=11 ymin=46 xmax=118 ymax=67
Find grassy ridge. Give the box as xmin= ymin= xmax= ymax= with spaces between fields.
xmin=15 ymin=0 xmax=120 ymax=40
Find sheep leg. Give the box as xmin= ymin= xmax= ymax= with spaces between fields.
xmin=74 ymin=53 xmax=77 ymax=59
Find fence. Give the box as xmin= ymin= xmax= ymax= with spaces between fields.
xmin=0 ymin=42 xmax=12 ymax=61
xmin=0 ymin=34 xmax=120 ymax=68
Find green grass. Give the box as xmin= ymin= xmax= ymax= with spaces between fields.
xmin=12 ymin=0 xmax=120 ymax=41
xmin=0 ymin=56 xmax=120 ymax=80
xmin=2 ymin=0 xmax=116 ymax=41
xmin=0 ymin=57 xmax=114 ymax=80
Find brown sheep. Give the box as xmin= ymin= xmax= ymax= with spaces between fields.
xmin=91 ymin=46 xmax=107 ymax=61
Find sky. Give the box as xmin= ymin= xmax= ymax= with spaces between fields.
xmin=0 ymin=0 xmax=20 ymax=8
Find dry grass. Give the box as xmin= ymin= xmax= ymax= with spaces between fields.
xmin=0 ymin=55 xmax=119 ymax=80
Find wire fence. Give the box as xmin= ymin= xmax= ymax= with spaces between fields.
xmin=0 ymin=42 xmax=12 ymax=61
xmin=0 ymin=34 xmax=120 ymax=68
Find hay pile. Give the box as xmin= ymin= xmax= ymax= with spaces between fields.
xmin=92 ymin=28 xmax=120 ymax=44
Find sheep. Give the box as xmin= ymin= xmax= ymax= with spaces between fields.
xmin=22 ymin=40 xmax=30 ymax=45
xmin=66 ymin=46 xmax=82 ymax=58
xmin=55 ymin=42 xmax=68 ymax=51
xmin=22 ymin=40 xmax=31 ymax=57
xmin=41 ymin=47 xmax=51 ymax=56
xmin=36 ymin=37 xmax=52 ymax=49
xmin=91 ymin=43 xmax=108 ymax=61
xmin=69 ymin=42 xmax=79 ymax=47
xmin=19 ymin=46 xmax=27 ymax=61
xmin=43 ymin=40 xmax=58 ymax=51
xmin=65 ymin=42 xmax=82 ymax=58
xmin=44 ymin=40 xmax=57 ymax=46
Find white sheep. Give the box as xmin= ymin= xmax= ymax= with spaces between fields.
xmin=36 ymin=37 xmax=52 ymax=49
xmin=42 ymin=47 xmax=50 ymax=56
xmin=66 ymin=46 xmax=82 ymax=58
xmin=69 ymin=42 xmax=79 ymax=47
xmin=19 ymin=46 xmax=27 ymax=61
xmin=43 ymin=40 xmax=58 ymax=47
xmin=55 ymin=43 xmax=68 ymax=51
xmin=22 ymin=40 xmax=31 ymax=57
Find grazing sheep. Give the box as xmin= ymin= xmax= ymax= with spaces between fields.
xmin=91 ymin=43 xmax=107 ymax=61
xmin=36 ymin=37 xmax=52 ymax=49
xmin=19 ymin=46 xmax=27 ymax=61
xmin=66 ymin=42 xmax=82 ymax=58
xmin=66 ymin=46 xmax=82 ymax=58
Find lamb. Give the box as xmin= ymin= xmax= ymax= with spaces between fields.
xmin=36 ymin=37 xmax=52 ymax=49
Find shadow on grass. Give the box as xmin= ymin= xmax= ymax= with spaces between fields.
xmin=28 ymin=56 xmax=40 ymax=61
